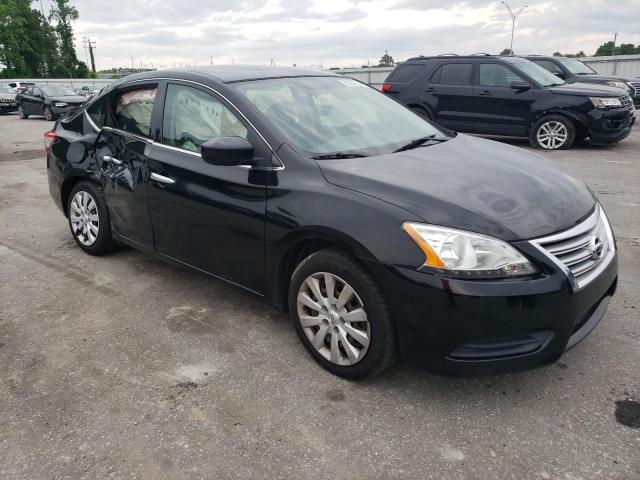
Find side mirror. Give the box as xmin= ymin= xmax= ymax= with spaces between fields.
xmin=201 ymin=137 xmax=254 ymax=167
xmin=511 ymin=81 xmax=532 ymax=92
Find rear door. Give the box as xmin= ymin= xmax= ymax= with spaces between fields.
xmin=145 ymin=81 xmax=271 ymax=294
xmin=422 ymin=61 xmax=476 ymax=130
xmin=95 ymin=83 xmax=158 ymax=250
xmin=470 ymin=62 xmax=536 ymax=136
xmin=21 ymin=87 xmax=41 ymax=115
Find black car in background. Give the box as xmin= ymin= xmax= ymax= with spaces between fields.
xmin=382 ymin=55 xmax=635 ymax=149
xmin=16 ymin=84 xmax=87 ymax=121
xmin=526 ymin=55 xmax=640 ymax=105
xmin=0 ymin=84 xmax=18 ymax=114
xmin=46 ymin=66 xmax=617 ymax=379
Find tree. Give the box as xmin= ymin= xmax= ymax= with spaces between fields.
xmin=378 ymin=51 xmax=394 ymax=67
xmin=594 ymin=41 xmax=640 ymax=56
xmin=500 ymin=48 xmax=513 ymax=55
xmin=50 ymin=0 xmax=80 ymax=76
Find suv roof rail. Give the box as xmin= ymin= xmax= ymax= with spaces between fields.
xmin=471 ymin=53 xmax=493 ymax=56
xmin=437 ymin=53 xmax=459 ymax=57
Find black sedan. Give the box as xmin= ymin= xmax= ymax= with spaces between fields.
xmin=17 ymin=84 xmax=86 ymax=121
xmin=45 ymin=66 xmax=617 ymax=379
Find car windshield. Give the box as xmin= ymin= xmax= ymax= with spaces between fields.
xmin=0 ymin=85 xmax=16 ymax=93
xmin=555 ymin=57 xmax=596 ymax=75
xmin=40 ymin=85 xmax=77 ymax=97
xmin=233 ymin=76 xmax=448 ymax=157
xmin=506 ymin=58 xmax=566 ymax=87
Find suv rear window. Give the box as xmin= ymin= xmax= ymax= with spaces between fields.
xmin=430 ymin=63 xmax=473 ymax=85
xmin=387 ymin=64 xmax=424 ymax=82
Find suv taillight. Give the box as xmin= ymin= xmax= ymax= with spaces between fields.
xmin=44 ymin=131 xmax=57 ymax=154
xmin=381 ymin=84 xmax=392 ymax=93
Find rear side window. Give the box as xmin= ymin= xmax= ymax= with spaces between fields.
xmin=532 ymin=60 xmax=563 ymax=76
xmin=430 ymin=63 xmax=473 ymax=85
xmin=387 ymin=64 xmax=424 ymax=82
xmin=479 ymin=64 xmax=524 ymax=87
xmin=114 ymin=87 xmax=157 ymax=137
xmin=162 ymin=84 xmax=247 ymax=153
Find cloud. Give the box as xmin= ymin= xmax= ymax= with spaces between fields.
xmin=63 ymin=0 xmax=640 ymax=70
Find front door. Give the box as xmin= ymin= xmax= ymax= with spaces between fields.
xmin=146 ymin=82 xmax=271 ymax=294
xmin=471 ymin=62 xmax=536 ymax=136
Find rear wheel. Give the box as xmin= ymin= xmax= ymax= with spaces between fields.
xmin=288 ymin=248 xmax=397 ymax=379
xmin=67 ymin=181 xmax=116 ymax=255
xmin=529 ymin=114 xmax=575 ymax=150
xmin=18 ymin=105 xmax=29 ymax=119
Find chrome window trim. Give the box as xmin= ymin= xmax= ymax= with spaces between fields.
xmin=114 ymin=76 xmax=285 ymax=169
xmin=529 ymin=205 xmax=616 ymax=292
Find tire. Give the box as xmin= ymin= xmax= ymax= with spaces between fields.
xmin=67 ymin=181 xmax=117 ymax=255
xmin=18 ymin=105 xmax=29 ymax=119
xmin=529 ymin=114 xmax=575 ymax=150
xmin=44 ymin=106 xmax=55 ymax=121
xmin=288 ymin=248 xmax=397 ymax=379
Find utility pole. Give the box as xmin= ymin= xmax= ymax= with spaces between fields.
xmin=130 ymin=57 xmax=134 ymax=70
xmin=501 ymin=2 xmax=528 ymax=54
xmin=611 ymin=32 xmax=618 ymax=56
xmin=83 ymin=38 xmax=97 ymax=72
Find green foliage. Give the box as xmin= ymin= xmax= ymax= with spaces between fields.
xmin=553 ymin=51 xmax=586 ymax=58
xmin=500 ymin=48 xmax=513 ymax=55
xmin=378 ymin=51 xmax=394 ymax=67
xmin=0 ymin=0 xmax=91 ymax=78
xmin=594 ymin=41 xmax=640 ymax=57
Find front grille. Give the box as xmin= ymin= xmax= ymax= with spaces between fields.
xmin=620 ymin=94 xmax=633 ymax=110
xmin=628 ymin=81 xmax=640 ymax=99
xmin=530 ymin=206 xmax=615 ymax=291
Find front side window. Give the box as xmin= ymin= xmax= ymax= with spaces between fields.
xmin=554 ymin=58 xmax=596 ymax=75
xmin=86 ymin=95 xmax=108 ymax=128
xmin=233 ymin=76 xmax=446 ymax=157
xmin=114 ymin=87 xmax=157 ymax=137
xmin=532 ymin=60 xmax=564 ymax=76
xmin=162 ymin=84 xmax=248 ymax=153
xmin=479 ymin=63 xmax=524 ymax=87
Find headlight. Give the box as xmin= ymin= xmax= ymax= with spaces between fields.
xmin=590 ymin=97 xmax=622 ymax=109
xmin=54 ymin=102 xmax=68 ymax=108
xmin=605 ymin=80 xmax=629 ymax=91
xmin=402 ymin=223 xmax=538 ymax=278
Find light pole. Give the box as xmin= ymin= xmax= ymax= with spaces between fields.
xmin=501 ymin=2 xmax=528 ymax=54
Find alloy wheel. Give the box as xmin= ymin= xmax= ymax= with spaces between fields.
xmin=536 ymin=121 xmax=568 ymax=149
xmin=44 ymin=107 xmax=54 ymax=121
xmin=70 ymin=191 xmax=99 ymax=246
xmin=296 ymin=272 xmax=370 ymax=366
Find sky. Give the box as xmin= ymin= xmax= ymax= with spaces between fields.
xmin=39 ymin=0 xmax=640 ymax=70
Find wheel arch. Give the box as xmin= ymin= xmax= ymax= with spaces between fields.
xmin=529 ymin=110 xmax=588 ymax=137
xmin=60 ymin=176 xmax=99 ymax=217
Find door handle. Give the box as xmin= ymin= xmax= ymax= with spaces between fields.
xmin=102 ymin=155 xmax=122 ymax=165
xmin=478 ymin=90 xmax=493 ymax=96
xmin=425 ymin=87 xmax=436 ymax=92
xmin=150 ymin=172 xmax=176 ymax=185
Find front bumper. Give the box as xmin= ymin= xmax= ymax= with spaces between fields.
xmin=0 ymin=102 xmax=18 ymax=112
xmin=587 ymin=106 xmax=635 ymax=144
xmin=50 ymin=104 xmax=83 ymax=119
xmin=364 ymin=247 xmax=618 ymax=376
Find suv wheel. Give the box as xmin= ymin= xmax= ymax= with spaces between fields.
xmin=18 ymin=105 xmax=29 ymax=119
xmin=288 ymin=248 xmax=397 ymax=379
xmin=67 ymin=181 xmax=116 ymax=255
xmin=530 ymin=115 xmax=575 ymax=150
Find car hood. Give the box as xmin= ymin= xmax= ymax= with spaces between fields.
xmin=317 ymin=134 xmax=595 ymax=241
xmin=0 ymin=93 xmax=16 ymax=101
xmin=49 ymin=95 xmax=87 ymax=104
xmin=548 ymin=82 xmax=626 ymax=97
xmin=572 ymin=73 xmax=639 ymax=83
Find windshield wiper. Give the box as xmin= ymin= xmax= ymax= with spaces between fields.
xmin=311 ymin=152 xmax=368 ymax=160
xmin=393 ymin=134 xmax=448 ymax=153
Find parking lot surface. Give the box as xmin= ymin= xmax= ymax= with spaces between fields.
xmin=1 ymin=113 xmax=638 ymax=479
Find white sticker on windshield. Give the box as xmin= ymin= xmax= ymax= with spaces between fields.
xmin=337 ymin=78 xmax=366 ymax=87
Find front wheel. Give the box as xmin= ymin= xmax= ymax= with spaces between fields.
xmin=44 ymin=106 xmax=55 ymax=121
xmin=529 ymin=115 xmax=575 ymax=150
xmin=288 ymin=248 xmax=397 ymax=379
xmin=18 ymin=105 xmax=29 ymax=119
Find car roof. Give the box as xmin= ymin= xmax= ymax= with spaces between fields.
xmin=114 ymin=65 xmax=337 ymax=87
xmin=405 ymin=54 xmax=511 ymax=62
